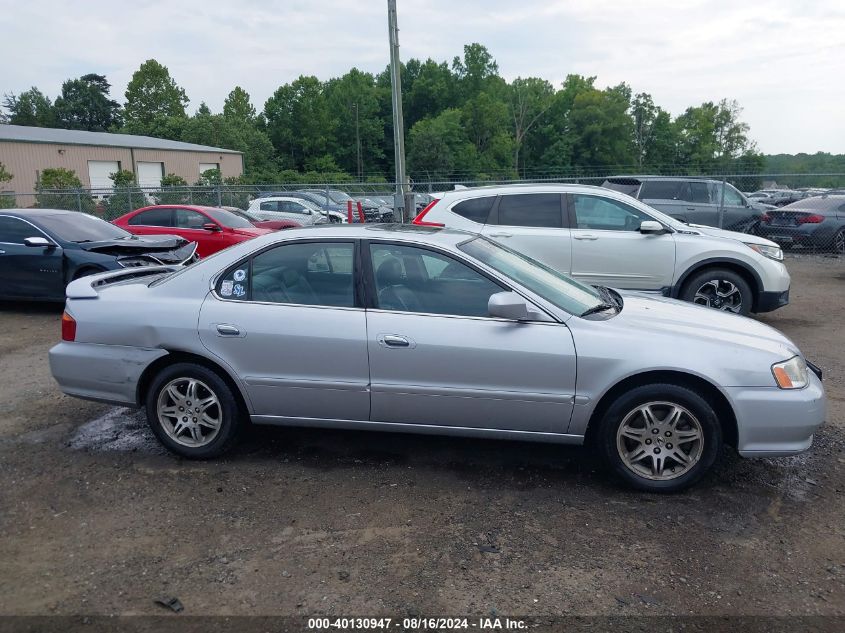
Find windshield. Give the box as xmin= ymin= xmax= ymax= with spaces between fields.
xmin=324 ymin=190 xmax=352 ymax=203
xmin=38 ymin=213 xmax=132 ymax=242
xmin=297 ymin=199 xmax=322 ymax=212
xmin=459 ymin=237 xmax=603 ymax=316
xmin=228 ymin=208 xmax=260 ymax=221
xmin=300 ymin=192 xmax=329 ymax=205
xmin=203 ymin=208 xmax=254 ymax=229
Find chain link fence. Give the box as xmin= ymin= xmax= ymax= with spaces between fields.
xmin=3 ymin=171 xmax=844 ymax=255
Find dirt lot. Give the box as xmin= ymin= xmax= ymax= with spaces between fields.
xmin=0 ymin=255 xmax=843 ymax=623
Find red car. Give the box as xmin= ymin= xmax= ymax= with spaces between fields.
xmin=221 ymin=207 xmax=301 ymax=231
xmin=113 ymin=205 xmax=275 ymax=257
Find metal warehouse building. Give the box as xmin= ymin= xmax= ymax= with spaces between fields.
xmin=0 ymin=124 xmax=244 ymax=197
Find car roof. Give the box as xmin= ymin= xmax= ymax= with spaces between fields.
xmin=237 ymin=223 xmax=474 ymax=248
xmin=604 ymin=175 xmax=723 ymax=183
xmin=0 ymin=208 xmax=77 ymax=218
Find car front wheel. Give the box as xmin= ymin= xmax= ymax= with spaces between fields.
xmin=679 ymin=268 xmax=753 ymax=315
xmin=145 ymin=363 xmax=243 ymax=458
xmin=597 ymin=383 xmax=722 ymax=492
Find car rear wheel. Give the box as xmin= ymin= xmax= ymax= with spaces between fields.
xmin=145 ymin=363 xmax=243 ymax=458
xmin=833 ymin=229 xmax=845 ymax=255
xmin=597 ymin=384 xmax=721 ymax=492
xmin=680 ymin=268 xmax=752 ymax=315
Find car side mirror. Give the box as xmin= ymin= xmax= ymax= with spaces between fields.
xmin=202 ymin=223 xmax=221 ymax=232
xmin=488 ymin=291 xmax=530 ymax=320
xmin=639 ymin=220 xmax=665 ymax=234
xmin=24 ymin=236 xmax=53 ymax=248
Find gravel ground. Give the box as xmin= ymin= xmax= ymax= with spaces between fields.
xmin=0 ymin=255 xmax=843 ymax=621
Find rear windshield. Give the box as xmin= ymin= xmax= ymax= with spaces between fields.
xmin=38 ymin=213 xmax=132 ymax=243
xmin=639 ymin=180 xmax=683 ymax=200
xmin=601 ymin=179 xmax=641 ymax=197
xmin=781 ymin=197 xmax=845 ymax=212
xmin=202 ymin=208 xmax=255 ymax=229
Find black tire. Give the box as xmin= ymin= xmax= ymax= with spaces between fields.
xmin=145 ymin=362 xmax=243 ymax=459
xmin=833 ymin=229 xmax=845 ymax=255
xmin=679 ymin=267 xmax=753 ymax=316
xmin=596 ymin=383 xmax=722 ymax=493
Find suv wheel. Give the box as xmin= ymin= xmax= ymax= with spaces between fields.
xmin=146 ymin=363 xmax=243 ymax=458
xmin=597 ymin=384 xmax=721 ymax=492
xmin=680 ymin=268 xmax=752 ymax=315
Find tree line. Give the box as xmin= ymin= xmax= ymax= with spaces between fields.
xmin=1 ymin=44 xmax=839 ymax=186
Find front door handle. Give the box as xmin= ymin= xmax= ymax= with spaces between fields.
xmin=382 ymin=334 xmax=410 ymax=348
xmin=0 ymin=250 xmax=5 ymax=255
xmin=573 ymin=234 xmax=598 ymax=241
xmin=686 ymin=207 xmax=696 ymax=211
xmin=488 ymin=232 xmax=512 ymax=238
xmin=216 ymin=324 xmax=241 ymax=336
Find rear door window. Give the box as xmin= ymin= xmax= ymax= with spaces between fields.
xmin=638 ymin=180 xmax=682 ymax=200
xmin=495 ymin=193 xmax=563 ymax=228
xmin=129 ymin=208 xmax=173 ymax=226
xmin=451 ymin=197 xmax=495 ymax=224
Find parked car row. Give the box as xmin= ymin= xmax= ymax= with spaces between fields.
xmin=255 ymin=189 xmax=393 ymax=223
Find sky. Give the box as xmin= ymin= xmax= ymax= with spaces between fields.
xmin=2 ymin=0 xmax=844 ymax=155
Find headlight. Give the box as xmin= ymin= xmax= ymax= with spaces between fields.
xmin=745 ymin=243 xmax=783 ymax=261
xmin=772 ymin=355 xmax=809 ymax=389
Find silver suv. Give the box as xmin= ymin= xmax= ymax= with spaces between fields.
xmin=414 ymin=183 xmax=790 ymax=315
xmin=602 ymin=176 xmax=773 ymax=233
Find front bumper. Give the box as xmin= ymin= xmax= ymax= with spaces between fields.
xmin=755 ymin=288 xmax=790 ymax=313
xmin=49 ymin=342 xmax=168 ymax=406
xmin=728 ymin=371 xmax=826 ymax=457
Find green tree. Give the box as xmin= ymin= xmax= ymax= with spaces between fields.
xmin=3 ymin=88 xmax=55 ymax=127
xmin=461 ymin=90 xmax=514 ymax=177
xmin=223 ymin=86 xmax=256 ymax=123
xmin=452 ymin=43 xmax=499 ymax=99
xmin=123 ymin=59 xmax=189 ymax=136
xmin=508 ymin=77 xmax=554 ymax=173
xmin=36 ymin=168 xmax=94 ymax=212
xmin=405 ymin=59 xmax=457 ymax=128
xmin=103 ymin=169 xmax=145 ymax=218
xmin=407 ymin=109 xmax=476 ymax=181
xmin=53 ymin=73 xmax=122 ymax=131
xmin=264 ymin=75 xmax=333 ymax=171
xmin=0 ymin=162 xmax=14 ymax=209
xmin=674 ymin=99 xmax=754 ymax=170
xmin=567 ymin=85 xmax=635 ymax=168
xmin=155 ymin=173 xmax=190 ymax=205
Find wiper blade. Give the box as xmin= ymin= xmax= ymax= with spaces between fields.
xmin=580 ymin=303 xmax=615 ymax=317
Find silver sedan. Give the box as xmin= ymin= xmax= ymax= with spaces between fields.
xmin=49 ymin=225 xmax=826 ymax=492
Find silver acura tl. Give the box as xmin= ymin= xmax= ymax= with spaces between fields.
xmin=49 ymin=225 xmax=826 ymax=492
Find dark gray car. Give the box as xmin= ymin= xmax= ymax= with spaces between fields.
xmin=756 ymin=195 xmax=845 ymax=253
xmin=602 ymin=176 xmax=768 ymax=233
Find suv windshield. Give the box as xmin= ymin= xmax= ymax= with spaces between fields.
xmin=38 ymin=213 xmax=132 ymax=242
xmin=459 ymin=237 xmax=604 ymax=316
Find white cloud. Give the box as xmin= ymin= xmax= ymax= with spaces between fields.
xmin=2 ymin=0 xmax=843 ymax=153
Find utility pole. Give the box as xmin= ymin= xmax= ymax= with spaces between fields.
xmin=353 ymin=102 xmax=362 ymax=180
xmin=387 ymin=0 xmax=412 ymax=222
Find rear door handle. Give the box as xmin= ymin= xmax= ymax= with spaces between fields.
xmin=573 ymin=234 xmax=598 ymax=241
xmin=686 ymin=207 xmax=696 ymax=211
xmin=380 ymin=334 xmax=410 ymax=348
xmin=216 ymin=324 xmax=241 ymax=336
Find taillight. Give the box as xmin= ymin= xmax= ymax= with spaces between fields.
xmin=412 ymin=199 xmax=444 ymax=227
xmin=61 ymin=312 xmax=77 ymax=342
xmin=760 ymin=213 xmax=771 ymax=224
xmin=797 ymin=214 xmax=824 ymax=224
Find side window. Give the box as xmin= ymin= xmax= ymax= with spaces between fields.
xmin=175 ymin=209 xmax=209 ymax=229
xmin=721 ymin=184 xmax=745 ymax=206
xmin=572 ymin=195 xmax=652 ymax=231
xmin=0 ymin=217 xmax=40 ymax=244
xmin=639 ymin=181 xmax=681 ymax=200
xmin=216 ymin=260 xmax=251 ymax=301
xmin=370 ymin=243 xmax=503 ymax=317
xmin=496 ymin=194 xmax=562 ymax=228
xmin=451 ymin=197 xmax=495 ymax=224
xmin=688 ymin=182 xmax=712 ymax=203
xmin=128 ymin=208 xmax=173 ymax=226
xmin=251 ymin=242 xmax=355 ymax=307
xmin=259 ymin=201 xmax=278 ymax=212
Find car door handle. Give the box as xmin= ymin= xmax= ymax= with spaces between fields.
xmin=686 ymin=207 xmax=696 ymax=211
xmin=573 ymin=234 xmax=598 ymax=240
xmin=381 ymin=334 xmax=410 ymax=348
xmin=216 ymin=324 xmax=241 ymax=336
xmin=488 ymin=232 xmax=512 ymax=238
xmin=0 ymin=250 xmax=5 ymax=255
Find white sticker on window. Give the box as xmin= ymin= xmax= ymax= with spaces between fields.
xmin=233 ymin=269 xmax=246 ymax=282
xmin=220 ymin=280 xmax=233 ymax=296
xmin=232 ymin=284 xmax=246 ymax=298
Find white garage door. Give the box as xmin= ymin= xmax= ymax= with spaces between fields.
xmin=88 ymin=160 xmax=120 ymax=190
xmin=137 ymin=162 xmax=164 ymax=188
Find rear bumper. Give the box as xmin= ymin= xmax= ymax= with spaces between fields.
xmin=49 ymin=342 xmax=167 ymax=406
xmin=755 ymin=288 xmax=790 ymax=313
xmin=757 ymin=225 xmax=830 ymax=247
xmin=727 ymin=372 xmax=826 ymax=457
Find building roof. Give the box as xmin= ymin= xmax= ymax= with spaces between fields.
xmin=0 ymin=124 xmax=241 ymax=154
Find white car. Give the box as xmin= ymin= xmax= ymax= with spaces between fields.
xmin=414 ymin=184 xmax=790 ymax=315
xmin=247 ymin=197 xmax=327 ymax=226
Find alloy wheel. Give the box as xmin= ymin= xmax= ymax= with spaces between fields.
xmin=616 ymin=401 xmax=704 ymax=481
xmin=156 ymin=377 xmax=222 ymax=447
xmin=834 ymin=230 xmax=845 ymax=255
xmin=693 ymin=279 xmax=743 ymax=313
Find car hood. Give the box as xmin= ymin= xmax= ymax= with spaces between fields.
xmin=683 ymin=224 xmax=779 ymax=247
xmin=613 ymin=293 xmax=798 ymax=359
xmin=81 ymin=235 xmax=197 ymax=264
